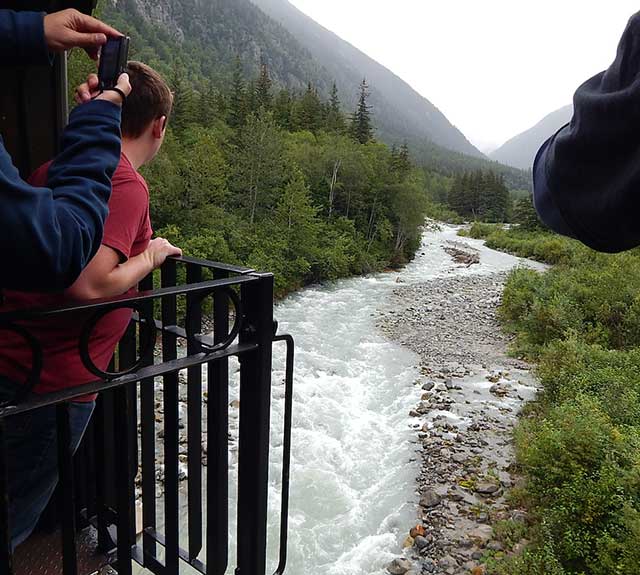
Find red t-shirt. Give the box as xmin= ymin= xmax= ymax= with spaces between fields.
xmin=0 ymin=153 xmax=152 ymax=400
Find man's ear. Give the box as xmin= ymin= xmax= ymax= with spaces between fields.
xmin=152 ymin=116 xmax=167 ymax=139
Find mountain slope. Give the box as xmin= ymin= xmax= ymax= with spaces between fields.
xmin=490 ymin=105 xmax=573 ymax=170
xmin=102 ymin=0 xmax=530 ymax=187
xmin=250 ymin=0 xmax=483 ymax=158
xmin=106 ymin=0 xmax=331 ymax=92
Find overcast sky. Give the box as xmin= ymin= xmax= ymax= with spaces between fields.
xmin=287 ymin=1 xmax=638 ymax=152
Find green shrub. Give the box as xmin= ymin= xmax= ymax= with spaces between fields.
xmin=514 ymin=397 xmax=640 ymax=573
xmin=490 ymin=226 xmax=640 ymax=575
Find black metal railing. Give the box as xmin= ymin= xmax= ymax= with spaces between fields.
xmin=0 ymin=256 xmax=294 ymax=575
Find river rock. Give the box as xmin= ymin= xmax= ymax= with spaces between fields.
xmin=475 ymin=481 xmax=500 ymax=495
xmin=380 ymin=232 xmax=545 ymax=575
xmin=387 ymin=558 xmax=412 ymax=574
xmin=414 ymin=535 xmax=429 ymax=550
xmin=468 ymin=525 xmax=493 ymax=545
xmin=420 ymin=491 xmax=441 ymax=508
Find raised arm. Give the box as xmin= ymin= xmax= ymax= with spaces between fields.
xmin=533 ymin=11 xmax=640 ymax=253
xmin=0 ymin=8 xmax=133 ymax=291
xmin=0 ymin=9 xmax=120 ymax=66
xmin=0 ymin=91 xmax=130 ymax=292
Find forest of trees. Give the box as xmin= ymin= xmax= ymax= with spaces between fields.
xmin=69 ymin=38 xmax=438 ymax=295
xmin=147 ymin=68 xmax=437 ymax=294
xmin=446 ymin=170 xmax=511 ymax=222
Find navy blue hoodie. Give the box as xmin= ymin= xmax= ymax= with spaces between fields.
xmin=0 ymin=10 xmax=121 ymax=290
xmin=534 ymin=12 xmax=640 ymax=253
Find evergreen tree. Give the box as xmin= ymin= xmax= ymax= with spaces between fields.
xmin=391 ymin=142 xmax=411 ymax=176
xmin=168 ymin=61 xmax=195 ymax=134
xmin=246 ymin=80 xmax=257 ymax=115
xmin=326 ymin=82 xmax=346 ymax=133
xmin=273 ymin=89 xmax=293 ymax=130
xmin=197 ymin=81 xmax=219 ymax=127
xmin=228 ymin=57 xmax=247 ymax=129
xmin=350 ymin=79 xmax=374 ymax=144
xmin=513 ymin=194 xmax=544 ymax=230
xmin=255 ymin=62 xmax=273 ymax=111
xmin=294 ymin=83 xmax=323 ymax=132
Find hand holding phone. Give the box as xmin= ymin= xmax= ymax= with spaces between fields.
xmin=98 ymin=36 xmax=130 ymax=90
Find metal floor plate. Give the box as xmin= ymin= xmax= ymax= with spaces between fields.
xmin=13 ymin=526 xmax=110 ymax=575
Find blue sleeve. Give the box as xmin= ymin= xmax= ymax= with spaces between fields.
xmin=533 ymin=11 xmax=640 ymax=253
xmin=0 ymin=100 xmax=122 ymax=291
xmin=0 ymin=11 xmax=51 ymax=67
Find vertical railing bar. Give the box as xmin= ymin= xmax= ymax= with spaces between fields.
xmin=236 ymin=274 xmax=274 ymax=575
xmin=114 ymin=386 xmax=134 ymax=575
xmin=272 ymin=335 xmax=295 ymax=575
xmin=207 ymin=269 xmax=230 ymax=575
xmin=0 ymin=419 xmax=13 ymax=575
xmin=57 ymin=403 xmax=79 ymax=575
xmin=186 ymin=263 xmax=203 ymax=560
xmin=139 ymin=272 xmax=158 ymax=564
xmin=84 ymin=419 xmax=97 ymax=528
xmin=161 ymin=259 xmax=180 ymax=572
xmin=94 ymin=389 xmax=116 ymax=553
xmin=119 ymin=321 xmax=138 ymax=545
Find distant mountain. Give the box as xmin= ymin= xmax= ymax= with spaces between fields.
xmin=103 ymin=0 xmax=531 ymax=187
xmin=490 ymin=105 xmax=573 ymax=170
xmin=249 ymin=0 xmax=484 ymax=158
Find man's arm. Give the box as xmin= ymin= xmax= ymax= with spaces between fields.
xmin=0 ymin=99 xmax=123 ymax=292
xmin=533 ymin=11 xmax=640 ymax=253
xmin=66 ymin=239 xmax=182 ymax=301
xmin=0 ymin=11 xmax=133 ymax=291
xmin=0 ymin=9 xmax=121 ymax=66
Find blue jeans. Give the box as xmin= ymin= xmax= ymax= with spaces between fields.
xmin=0 ymin=378 xmax=94 ymax=549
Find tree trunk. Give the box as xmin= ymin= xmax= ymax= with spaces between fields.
xmin=328 ymin=159 xmax=341 ymax=219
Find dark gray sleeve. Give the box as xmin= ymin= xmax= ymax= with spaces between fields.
xmin=533 ymin=11 xmax=640 ymax=253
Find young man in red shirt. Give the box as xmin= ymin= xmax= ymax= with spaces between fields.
xmin=0 ymin=61 xmax=180 ymax=548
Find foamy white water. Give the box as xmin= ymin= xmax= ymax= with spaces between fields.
xmin=137 ymin=224 xmax=545 ymax=574
xmin=261 ymin=224 xmax=545 ymax=574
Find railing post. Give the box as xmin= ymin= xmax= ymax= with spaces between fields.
xmin=57 ymin=404 xmax=78 ymax=575
xmin=186 ymin=263 xmax=203 ymax=561
xmin=236 ymin=273 xmax=274 ymax=575
xmin=206 ymin=269 xmax=230 ymax=575
xmin=161 ymin=259 xmax=180 ymax=572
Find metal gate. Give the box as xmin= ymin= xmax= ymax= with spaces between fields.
xmin=0 ymin=256 xmax=294 ymax=575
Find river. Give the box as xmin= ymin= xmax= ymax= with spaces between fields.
xmin=139 ymin=223 xmax=544 ymax=574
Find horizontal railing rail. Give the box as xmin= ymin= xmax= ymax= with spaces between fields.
xmin=0 ymin=256 xmax=293 ymax=575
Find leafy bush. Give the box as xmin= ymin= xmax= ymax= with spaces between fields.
xmin=488 ymin=227 xmax=640 ymax=575
xmin=515 ymin=397 xmax=640 ymax=573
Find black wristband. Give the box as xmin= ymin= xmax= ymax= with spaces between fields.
xmin=103 ymin=87 xmax=127 ymax=104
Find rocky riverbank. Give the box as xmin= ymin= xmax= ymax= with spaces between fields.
xmin=378 ymin=241 xmax=540 ymax=575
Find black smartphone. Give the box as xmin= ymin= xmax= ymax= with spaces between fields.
xmin=98 ymin=36 xmax=130 ymax=90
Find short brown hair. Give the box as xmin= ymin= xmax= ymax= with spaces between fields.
xmin=121 ymin=61 xmax=173 ymax=138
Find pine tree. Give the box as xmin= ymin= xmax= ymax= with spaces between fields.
xmin=255 ymin=62 xmax=273 ymax=111
xmin=197 ymin=81 xmax=219 ymax=127
xmin=294 ymin=83 xmax=323 ymax=132
xmin=274 ymin=89 xmax=293 ymax=130
xmin=228 ymin=57 xmax=247 ymax=130
xmin=246 ymin=80 xmax=257 ymax=115
xmin=168 ymin=61 xmax=195 ymax=134
xmin=391 ymin=142 xmax=411 ymax=176
xmin=350 ymin=79 xmax=374 ymax=144
xmin=326 ymin=82 xmax=345 ymax=133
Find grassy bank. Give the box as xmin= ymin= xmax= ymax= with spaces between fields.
xmin=462 ymin=223 xmax=640 ymax=575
